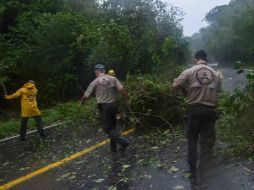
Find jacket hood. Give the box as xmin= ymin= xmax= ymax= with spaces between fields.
xmin=23 ymin=82 xmax=36 ymax=89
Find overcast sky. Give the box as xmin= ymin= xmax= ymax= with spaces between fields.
xmin=165 ymin=0 xmax=231 ymax=36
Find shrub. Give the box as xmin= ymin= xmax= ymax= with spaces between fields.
xmin=124 ymin=74 xmax=186 ymax=130
xmin=217 ymin=89 xmax=254 ymax=157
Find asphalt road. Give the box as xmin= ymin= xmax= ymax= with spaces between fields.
xmin=218 ymin=67 xmax=248 ymax=93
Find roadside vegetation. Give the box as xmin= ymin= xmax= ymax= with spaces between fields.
xmin=216 ymin=66 xmax=254 ymax=159
xmin=0 ymin=100 xmax=98 ymax=138
xmin=125 ymin=73 xmax=186 ymax=129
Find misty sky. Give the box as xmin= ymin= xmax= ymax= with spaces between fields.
xmin=165 ymin=0 xmax=231 ymax=36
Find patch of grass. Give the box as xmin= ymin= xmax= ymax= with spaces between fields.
xmin=0 ymin=99 xmax=98 ymax=139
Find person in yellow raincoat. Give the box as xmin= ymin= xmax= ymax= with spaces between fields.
xmin=108 ymin=69 xmax=116 ymax=76
xmin=4 ymin=80 xmax=45 ymax=141
xmin=108 ymin=69 xmax=122 ymax=120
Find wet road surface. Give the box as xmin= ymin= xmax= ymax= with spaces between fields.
xmin=0 ymin=67 xmax=254 ymax=190
xmin=1 ymin=124 xmax=254 ymax=190
xmin=218 ymin=67 xmax=248 ymax=93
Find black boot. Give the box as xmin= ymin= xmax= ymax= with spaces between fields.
xmin=119 ymin=143 xmax=129 ymax=153
xmin=110 ymin=139 xmax=117 ymax=153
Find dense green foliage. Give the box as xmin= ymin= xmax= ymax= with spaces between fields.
xmin=188 ymin=0 xmax=254 ymax=64
xmin=217 ymin=71 xmax=254 ymax=158
xmin=124 ymin=74 xmax=186 ymax=129
xmin=0 ymin=0 xmax=188 ymax=106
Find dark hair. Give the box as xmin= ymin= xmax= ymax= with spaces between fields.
xmin=194 ymin=50 xmax=207 ymax=61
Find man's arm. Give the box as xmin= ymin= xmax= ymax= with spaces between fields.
xmin=172 ymin=70 xmax=189 ymax=92
xmin=118 ymin=88 xmax=130 ymax=106
xmin=4 ymin=89 xmax=22 ymax=100
xmin=115 ymin=78 xmax=130 ymax=106
xmin=172 ymin=80 xmax=182 ymax=91
xmin=80 ymin=83 xmax=95 ymax=105
xmin=80 ymin=94 xmax=89 ymax=105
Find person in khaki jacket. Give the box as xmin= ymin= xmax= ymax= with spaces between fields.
xmin=81 ymin=64 xmax=130 ymax=153
xmin=4 ymin=80 xmax=45 ymax=141
xmin=173 ymin=50 xmax=222 ymax=174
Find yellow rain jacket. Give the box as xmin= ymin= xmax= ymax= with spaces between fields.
xmin=5 ymin=82 xmax=41 ymax=117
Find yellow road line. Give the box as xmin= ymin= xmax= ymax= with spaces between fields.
xmin=0 ymin=128 xmax=136 ymax=190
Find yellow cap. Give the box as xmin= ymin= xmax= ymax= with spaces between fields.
xmin=108 ymin=69 xmax=115 ymax=76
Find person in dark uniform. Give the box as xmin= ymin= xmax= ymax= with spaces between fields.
xmin=81 ymin=64 xmax=130 ymax=153
xmin=172 ymin=50 xmax=222 ymax=173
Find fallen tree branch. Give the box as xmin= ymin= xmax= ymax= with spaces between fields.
xmin=243 ymin=167 xmax=254 ymax=173
xmin=126 ymin=109 xmax=176 ymax=138
xmin=243 ymin=143 xmax=254 ymax=155
xmin=127 ymin=105 xmax=147 ymax=130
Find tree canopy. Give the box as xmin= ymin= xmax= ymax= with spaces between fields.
xmin=0 ymin=0 xmax=188 ymax=105
xmin=188 ymin=0 xmax=254 ymax=64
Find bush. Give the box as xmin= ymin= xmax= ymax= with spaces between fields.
xmin=217 ymin=89 xmax=254 ymax=157
xmin=42 ymin=100 xmax=98 ymax=124
xmin=124 ymin=74 xmax=186 ymax=130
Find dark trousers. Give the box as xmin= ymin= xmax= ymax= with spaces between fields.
xmin=187 ymin=104 xmax=216 ymax=171
xmin=98 ymin=102 xmax=130 ymax=152
xmin=20 ymin=116 xmax=45 ymax=141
